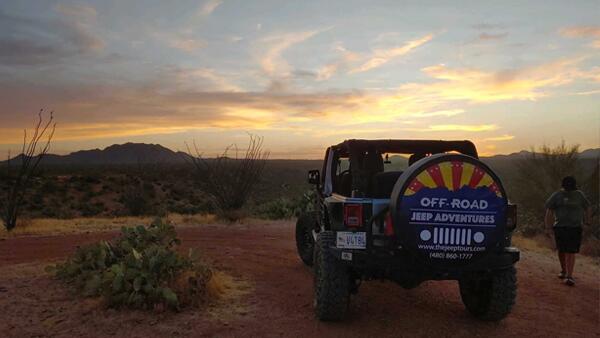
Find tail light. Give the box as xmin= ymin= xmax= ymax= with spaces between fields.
xmin=344 ymin=204 xmax=363 ymax=228
xmin=506 ymin=204 xmax=517 ymax=231
xmin=384 ymin=212 xmax=394 ymax=236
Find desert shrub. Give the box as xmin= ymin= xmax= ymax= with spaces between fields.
xmin=84 ymin=175 xmax=100 ymax=184
xmin=580 ymin=237 xmax=600 ymax=257
xmin=78 ymin=201 xmax=105 ymax=217
xmin=41 ymin=198 xmax=75 ymax=219
xmin=1 ymin=110 xmax=55 ymax=231
xmin=514 ymin=142 xmax=580 ymax=235
xmin=40 ymin=179 xmax=58 ymax=194
xmin=49 ymin=219 xmax=212 ymax=310
xmin=120 ymin=177 xmax=155 ymax=216
xmin=256 ymin=198 xmax=296 ymax=219
xmin=167 ymin=200 xmax=210 ymax=215
xmin=256 ymin=190 xmax=315 ymax=219
xmin=187 ymin=134 xmax=269 ymax=220
xmin=516 ymin=211 xmax=542 ymax=238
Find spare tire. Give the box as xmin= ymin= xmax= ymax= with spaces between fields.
xmin=390 ymin=153 xmax=507 ymax=270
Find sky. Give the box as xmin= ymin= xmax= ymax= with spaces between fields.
xmin=0 ymin=0 xmax=598 ymax=158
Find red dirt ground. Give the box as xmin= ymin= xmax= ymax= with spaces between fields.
xmin=0 ymin=222 xmax=598 ymax=337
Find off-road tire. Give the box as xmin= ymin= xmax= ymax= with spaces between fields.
xmin=295 ymin=212 xmax=316 ymax=266
xmin=459 ymin=267 xmax=517 ymax=321
xmin=313 ymin=231 xmax=350 ymax=321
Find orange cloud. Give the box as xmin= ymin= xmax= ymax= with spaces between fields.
xmin=403 ymin=58 xmax=583 ymax=102
xmin=349 ymin=34 xmax=433 ymax=74
xmin=0 ymin=55 xmax=592 ymax=148
xmin=260 ymin=30 xmax=322 ymax=76
xmin=198 ymin=0 xmax=223 ymax=16
xmin=413 ymin=124 xmax=498 ymax=132
xmin=560 ymin=26 xmax=600 ymax=48
xmin=168 ymin=38 xmax=206 ymax=52
xmin=484 ymin=134 xmax=515 ymax=142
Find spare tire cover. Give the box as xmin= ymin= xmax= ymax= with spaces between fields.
xmin=390 ymin=153 xmax=507 ymax=269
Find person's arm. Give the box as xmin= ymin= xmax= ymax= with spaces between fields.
xmin=580 ymin=191 xmax=592 ymax=226
xmin=544 ymin=192 xmax=558 ymax=232
xmin=545 ymin=208 xmax=555 ymax=229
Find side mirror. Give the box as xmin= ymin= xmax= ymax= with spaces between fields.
xmin=308 ymin=170 xmax=320 ymax=185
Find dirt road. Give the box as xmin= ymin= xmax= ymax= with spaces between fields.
xmin=0 ymin=222 xmax=598 ymax=337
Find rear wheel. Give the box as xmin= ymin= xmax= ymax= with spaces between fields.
xmin=295 ymin=213 xmax=316 ymax=266
xmin=314 ymin=231 xmax=350 ymax=321
xmin=459 ymin=267 xmax=517 ymax=321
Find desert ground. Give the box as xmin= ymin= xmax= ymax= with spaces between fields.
xmin=0 ymin=220 xmax=598 ymax=338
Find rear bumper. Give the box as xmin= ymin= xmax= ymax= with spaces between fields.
xmin=328 ymin=246 xmax=520 ymax=280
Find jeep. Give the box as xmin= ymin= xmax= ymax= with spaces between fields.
xmin=295 ymin=139 xmax=519 ymax=321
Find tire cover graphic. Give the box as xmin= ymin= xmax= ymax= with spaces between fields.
xmin=391 ymin=154 xmax=507 ymax=269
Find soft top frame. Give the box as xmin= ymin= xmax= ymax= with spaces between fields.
xmin=331 ymin=139 xmax=478 ymax=159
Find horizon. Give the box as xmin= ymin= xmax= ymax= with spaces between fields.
xmin=1 ymin=1 xmax=599 ymax=158
xmin=2 ymin=141 xmax=599 ymax=161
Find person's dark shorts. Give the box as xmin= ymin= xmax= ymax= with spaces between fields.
xmin=553 ymin=227 xmax=582 ymax=253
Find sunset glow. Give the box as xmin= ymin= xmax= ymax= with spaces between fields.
xmin=0 ymin=1 xmax=598 ymax=158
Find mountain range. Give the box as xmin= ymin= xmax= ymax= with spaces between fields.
xmin=0 ymin=143 xmax=598 ymax=166
xmin=1 ymin=143 xmax=191 ymax=165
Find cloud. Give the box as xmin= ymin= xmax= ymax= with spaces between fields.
xmin=349 ymin=34 xmax=433 ymax=74
xmin=160 ymin=66 xmax=241 ymax=92
xmin=572 ymin=89 xmax=600 ymax=96
xmin=560 ymin=26 xmax=600 ymax=48
xmin=478 ymin=32 xmax=508 ymax=41
xmin=314 ymin=43 xmax=361 ymax=80
xmin=472 ymin=23 xmax=504 ymax=30
xmin=401 ymin=58 xmax=583 ymax=102
xmin=560 ymin=26 xmax=600 ymax=38
xmin=484 ymin=134 xmax=515 ymax=141
xmin=55 ymin=3 xmax=98 ymax=24
xmin=168 ymin=38 xmax=206 ymax=52
xmin=411 ymin=109 xmax=465 ymax=118
xmin=0 ymin=78 xmax=374 ymax=144
xmin=0 ymin=8 xmax=104 ymax=66
xmin=153 ymin=30 xmax=206 ymax=52
xmin=259 ymin=30 xmax=321 ymax=76
xmin=316 ymin=63 xmax=338 ymax=81
xmin=411 ymin=124 xmax=498 ymax=132
xmin=198 ymin=0 xmax=223 ymax=16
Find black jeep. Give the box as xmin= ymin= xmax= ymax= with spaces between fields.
xmin=295 ymin=139 xmax=519 ymax=321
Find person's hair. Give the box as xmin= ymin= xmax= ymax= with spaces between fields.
xmin=561 ymin=176 xmax=577 ymax=191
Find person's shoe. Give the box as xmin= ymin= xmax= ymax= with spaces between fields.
xmin=565 ymin=277 xmax=575 ymax=286
xmin=558 ymin=271 xmax=566 ymax=279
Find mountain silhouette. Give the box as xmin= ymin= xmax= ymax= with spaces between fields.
xmin=1 ymin=143 xmax=191 ymax=165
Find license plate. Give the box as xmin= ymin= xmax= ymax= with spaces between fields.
xmin=336 ymin=232 xmax=366 ymax=249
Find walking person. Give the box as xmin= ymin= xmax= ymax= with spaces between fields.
xmin=545 ymin=176 xmax=591 ymax=286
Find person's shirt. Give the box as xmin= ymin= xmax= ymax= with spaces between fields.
xmin=545 ymin=189 xmax=590 ymax=228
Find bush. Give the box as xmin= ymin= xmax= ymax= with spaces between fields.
xmin=514 ymin=142 xmax=580 ymax=235
xmin=188 ymin=134 xmax=269 ymax=219
xmin=256 ymin=190 xmax=315 ymax=220
xmin=78 ymin=201 xmax=105 ymax=217
xmin=49 ymin=219 xmax=212 ymax=310
xmin=257 ymin=198 xmax=296 ymax=219
xmin=120 ymin=178 xmax=155 ymax=216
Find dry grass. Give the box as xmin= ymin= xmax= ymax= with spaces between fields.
xmin=205 ymin=270 xmax=253 ymax=319
xmin=0 ymin=214 xmax=291 ymax=239
xmin=513 ymin=233 xmax=600 ymax=266
xmin=206 ymin=271 xmax=251 ymax=300
xmin=0 ymin=213 xmax=218 ymax=238
xmin=512 ymin=233 xmax=555 ymax=255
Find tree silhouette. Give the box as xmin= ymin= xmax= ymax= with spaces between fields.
xmin=1 ymin=110 xmax=56 ymax=231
